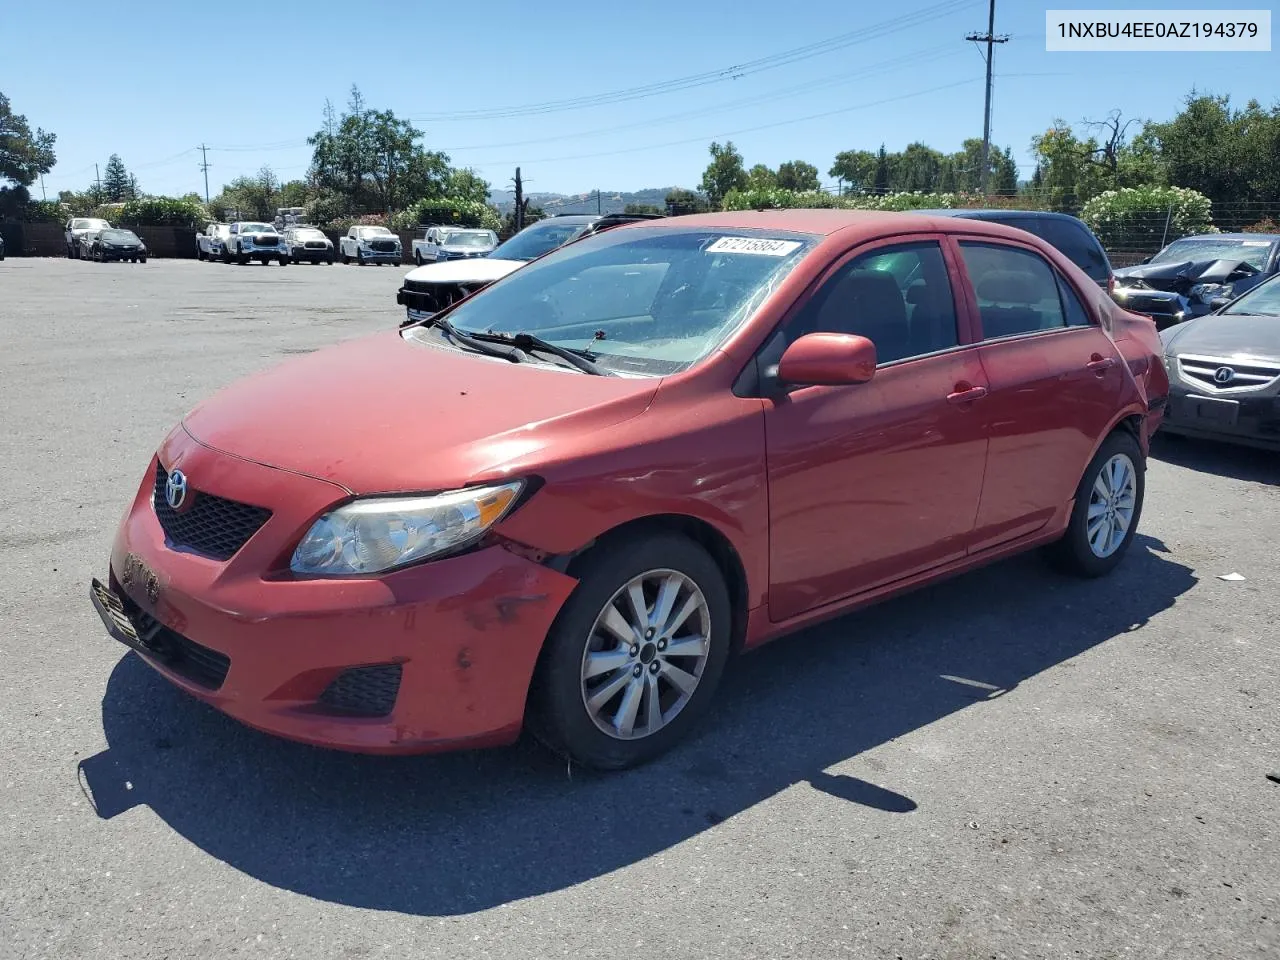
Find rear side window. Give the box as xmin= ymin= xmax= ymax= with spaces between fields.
xmin=1007 ymin=217 xmax=1110 ymax=284
xmin=959 ymin=243 xmax=1066 ymax=339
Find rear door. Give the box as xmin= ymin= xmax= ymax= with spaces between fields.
xmin=951 ymin=238 xmax=1126 ymax=552
xmin=763 ymin=236 xmax=990 ymax=620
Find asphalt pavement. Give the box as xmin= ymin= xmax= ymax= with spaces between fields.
xmin=1 ymin=257 xmax=1277 ymax=959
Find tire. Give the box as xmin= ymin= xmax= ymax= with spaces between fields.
xmin=414 ymin=251 xmax=423 ymax=266
xmin=528 ymin=532 xmax=733 ymax=770
xmin=356 ymin=250 xmax=365 ymax=266
xmin=326 ymin=256 xmax=334 ymax=265
xmin=221 ymin=247 xmax=230 ymax=264
xmin=93 ymin=246 xmax=102 ymax=262
xmin=1047 ymin=429 xmax=1145 ymax=578
xmin=139 ymin=257 xmax=146 ymax=264
xmin=197 ymin=248 xmax=206 ymax=261
xmin=279 ymin=256 xmax=289 ymax=266
xmin=67 ymin=243 xmax=75 ymax=258
xmin=342 ymin=252 xmax=350 ymax=264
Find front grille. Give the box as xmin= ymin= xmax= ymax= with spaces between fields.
xmin=369 ymin=240 xmax=397 ymax=252
xmin=398 ymin=279 xmax=486 ymax=315
xmin=251 ymin=235 xmax=279 ymax=247
xmin=318 ymin=664 xmax=402 ymax=716
xmin=153 ymin=463 xmax=272 ymax=561
xmin=114 ymin=582 xmax=232 ymax=690
xmin=1178 ymin=354 xmax=1280 ymax=392
xmin=304 ymin=241 xmax=327 ymax=249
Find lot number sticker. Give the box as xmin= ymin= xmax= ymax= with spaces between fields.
xmin=706 ymin=237 xmax=803 ymax=256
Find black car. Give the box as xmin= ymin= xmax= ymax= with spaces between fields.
xmin=85 ymin=228 xmax=148 ymax=263
xmin=914 ymin=209 xmax=1114 ymax=291
xmin=1113 ymin=233 xmax=1280 ymax=330
xmin=1157 ymin=273 xmax=1280 ymax=450
xmin=0 ymin=232 xmax=5 ymax=260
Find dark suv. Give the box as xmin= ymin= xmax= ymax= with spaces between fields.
xmin=917 ymin=209 xmax=1114 ymax=293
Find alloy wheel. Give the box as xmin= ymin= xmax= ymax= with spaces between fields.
xmin=1087 ymin=453 xmax=1136 ymax=558
xmin=579 ymin=569 xmax=711 ymax=741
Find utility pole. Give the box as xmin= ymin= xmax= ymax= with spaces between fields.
xmin=40 ymin=173 xmax=46 ymax=201
xmin=199 ymin=144 xmax=211 ymax=204
xmin=966 ymin=0 xmax=1009 ymax=195
xmin=514 ymin=167 xmax=524 ymax=232
xmin=94 ymin=163 xmax=103 ymax=201
xmin=596 ymin=189 xmax=601 ymax=215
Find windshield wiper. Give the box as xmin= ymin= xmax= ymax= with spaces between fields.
xmin=427 ymin=316 xmax=523 ymax=364
xmin=466 ymin=330 xmax=609 ymax=376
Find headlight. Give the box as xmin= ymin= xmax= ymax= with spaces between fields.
xmin=290 ymin=481 xmax=524 ymax=575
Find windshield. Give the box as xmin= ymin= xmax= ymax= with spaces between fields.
xmin=358 ymin=226 xmax=394 ymax=237
xmin=442 ymin=230 xmax=495 ymax=248
xmin=491 ymin=220 xmax=592 ymax=262
xmin=73 ymin=219 xmax=109 ymax=230
xmin=436 ymin=228 xmax=816 ymax=376
xmin=293 ymin=229 xmax=327 ymax=241
xmin=241 ymin=223 xmax=272 ymax=233
xmin=100 ymin=229 xmax=138 ymax=242
xmin=1223 ymin=275 xmax=1280 ymax=317
xmin=1151 ymin=237 xmax=1276 ymax=270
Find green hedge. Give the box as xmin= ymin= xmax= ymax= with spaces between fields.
xmin=1079 ymin=186 xmax=1215 ymax=248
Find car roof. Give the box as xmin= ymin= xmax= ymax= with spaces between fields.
xmin=631 ymin=208 xmax=1071 ymax=240
xmin=915 ymin=208 xmax=1090 ymax=224
xmin=1166 ymin=232 xmax=1280 ymax=242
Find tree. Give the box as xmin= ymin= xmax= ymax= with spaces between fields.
xmin=446 ymin=168 xmax=491 ymax=205
xmin=101 ymin=154 xmax=139 ymax=201
xmin=624 ymin=203 xmax=663 ymax=215
xmin=829 ymin=149 xmax=877 ymax=193
xmin=872 ymin=145 xmax=890 ymax=192
xmin=209 ymin=166 xmax=280 ymax=220
xmin=307 ymin=85 xmax=451 ymax=215
xmin=665 ymin=188 xmax=708 ymax=215
xmin=747 ymin=164 xmax=777 ymax=190
xmin=776 ymin=160 xmax=820 ymax=192
xmin=891 ymin=142 xmax=944 ymax=192
xmin=278 ymin=179 xmax=310 ymax=207
xmin=699 ymin=141 xmax=748 ymax=209
xmin=0 ymin=92 xmax=56 ymax=190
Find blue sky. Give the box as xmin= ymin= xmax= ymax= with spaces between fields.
xmin=4 ymin=0 xmax=1276 ymax=199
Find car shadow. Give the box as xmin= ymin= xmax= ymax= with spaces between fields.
xmin=82 ymin=536 xmax=1195 ymax=916
xmin=1151 ymin=434 xmax=1280 ymax=486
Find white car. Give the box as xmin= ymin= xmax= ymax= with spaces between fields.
xmin=411 ymin=227 xmax=499 ymax=265
xmin=66 ymin=217 xmax=111 ymax=258
xmin=339 ymin=225 xmax=402 ymax=265
xmin=224 ymin=222 xmax=288 ymax=265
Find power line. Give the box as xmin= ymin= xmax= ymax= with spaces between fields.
xmin=409 ymin=0 xmax=979 ymax=122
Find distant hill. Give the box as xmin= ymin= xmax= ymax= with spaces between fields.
xmin=488 ymin=187 xmax=686 ymax=216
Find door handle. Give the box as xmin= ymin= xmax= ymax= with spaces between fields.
xmin=947 ymin=384 xmax=989 ymax=405
xmin=1086 ymin=355 xmax=1116 ymax=373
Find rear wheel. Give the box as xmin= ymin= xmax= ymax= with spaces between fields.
xmin=528 ymin=533 xmax=732 ymax=770
xmin=1048 ymin=429 xmax=1145 ymax=578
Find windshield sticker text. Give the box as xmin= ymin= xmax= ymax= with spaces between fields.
xmin=705 ymin=237 xmax=803 ymax=257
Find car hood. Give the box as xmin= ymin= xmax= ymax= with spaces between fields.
xmin=181 ymin=330 xmax=659 ymax=494
xmin=1115 ymin=258 xmax=1252 ymax=285
xmin=1160 ymin=312 xmax=1280 ymax=359
xmin=403 ymin=258 xmax=524 ymax=285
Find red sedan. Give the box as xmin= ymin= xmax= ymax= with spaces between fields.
xmin=91 ymin=211 xmax=1168 ymax=770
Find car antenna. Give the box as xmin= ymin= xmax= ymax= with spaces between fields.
xmin=579 ymin=329 xmax=606 ymax=356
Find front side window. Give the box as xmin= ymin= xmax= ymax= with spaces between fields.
xmin=959 ymin=243 xmax=1067 ymax=339
xmin=436 ymin=228 xmax=817 ymax=376
xmin=787 ymin=241 xmax=959 ymax=364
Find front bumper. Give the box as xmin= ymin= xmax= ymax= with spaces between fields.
xmin=99 ymin=247 xmax=146 ymax=261
xmin=1161 ymin=380 xmax=1280 ymax=450
xmin=288 ymin=247 xmax=333 ymax=262
xmin=356 ymin=248 xmax=403 ymax=263
xmin=1112 ymin=287 xmax=1212 ymax=329
xmin=239 ymin=244 xmax=284 ymax=257
xmin=92 ymin=429 xmax=578 ymax=754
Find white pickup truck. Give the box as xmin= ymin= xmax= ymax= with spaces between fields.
xmin=195 ymin=224 xmax=230 ymax=261
xmin=224 ymin=221 xmax=288 ymax=265
xmin=410 ymin=226 xmax=499 ymax=266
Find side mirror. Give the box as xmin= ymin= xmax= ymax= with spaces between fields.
xmin=775 ymin=332 xmax=877 ymax=387
xmin=1140 ymin=256 xmax=1152 ymax=265
xmin=1209 ymin=296 xmax=1231 ymax=311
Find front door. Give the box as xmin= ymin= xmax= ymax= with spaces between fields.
xmin=764 ymin=238 xmax=989 ymax=622
xmin=951 ymin=239 xmax=1127 ymax=551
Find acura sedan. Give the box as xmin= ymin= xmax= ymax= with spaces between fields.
xmin=1158 ymin=272 xmax=1280 ymax=449
xmin=90 ymin=211 xmax=1168 ymax=770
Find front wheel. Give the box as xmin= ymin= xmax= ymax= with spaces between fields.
xmin=356 ymin=250 xmax=365 ymax=266
xmin=139 ymin=257 xmax=146 ymax=264
xmin=528 ymin=533 xmax=732 ymax=770
xmin=1047 ymin=430 xmax=1145 ymax=578
xmin=279 ymin=256 xmax=289 ymax=266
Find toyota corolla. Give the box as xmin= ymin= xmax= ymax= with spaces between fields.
xmin=91 ymin=211 xmax=1167 ymax=770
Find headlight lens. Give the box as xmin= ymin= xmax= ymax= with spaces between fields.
xmin=290 ymin=481 xmax=524 ymax=575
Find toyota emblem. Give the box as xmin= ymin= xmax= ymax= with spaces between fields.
xmin=165 ymin=469 xmax=189 ymax=510
xmin=1213 ymin=366 xmax=1235 ymax=385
